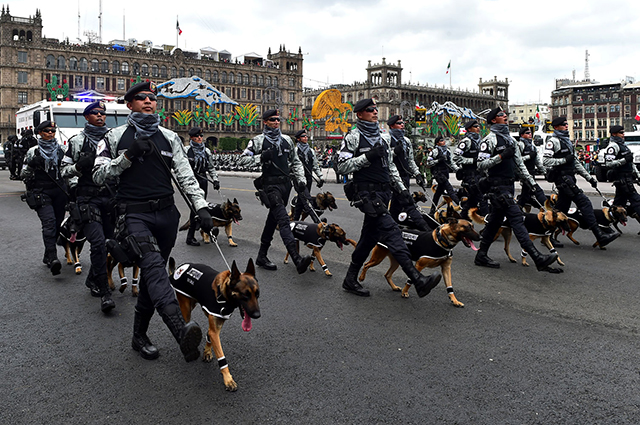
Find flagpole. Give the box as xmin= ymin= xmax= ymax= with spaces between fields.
xmin=176 ymin=15 xmax=178 ymax=49
xmin=450 ymin=61 xmax=452 ymax=89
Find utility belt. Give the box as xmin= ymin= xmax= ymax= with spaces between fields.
xmin=608 ymin=170 xmax=633 ymax=182
xmin=487 ymin=177 xmax=515 ymax=187
xmin=76 ymin=185 xmax=112 ymax=198
xmin=613 ymin=176 xmax=637 ymax=195
xmin=546 ymin=167 xmax=574 ymax=182
xmin=106 ymin=213 xmax=161 ymax=267
xmin=116 ymin=196 xmax=174 ymax=215
xmin=343 ymin=180 xmax=390 ymax=217
xmin=67 ymin=202 xmax=102 ymax=224
xmin=456 ymin=168 xmax=478 ymax=182
xmin=21 ymin=189 xmax=50 ymax=210
xmin=555 ymin=175 xmax=582 ymax=197
xmin=262 ymin=175 xmax=290 ymax=186
xmin=351 ymin=182 xmax=392 ymax=193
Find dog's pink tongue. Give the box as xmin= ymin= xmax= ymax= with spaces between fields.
xmin=470 ymin=240 xmax=479 ymax=251
xmin=70 ymin=233 xmax=77 ymax=243
xmin=242 ymin=315 xmax=252 ymax=332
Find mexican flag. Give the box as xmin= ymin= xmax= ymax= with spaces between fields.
xmin=445 ymin=60 xmax=451 ymax=74
xmin=535 ymin=105 xmax=540 ymax=121
xmin=176 ymin=20 xmax=183 ymax=35
xmin=636 ymin=109 xmax=640 ymax=121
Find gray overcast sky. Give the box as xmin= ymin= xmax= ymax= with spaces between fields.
xmin=7 ymin=0 xmax=640 ymax=104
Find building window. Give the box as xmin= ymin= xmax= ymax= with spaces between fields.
xmin=243 ymin=74 xmax=249 ymax=85
xmin=160 ymin=66 xmax=167 ymax=78
xmin=175 ymin=100 xmax=182 ymax=110
xmin=251 ymin=74 xmax=257 ymax=85
xmin=141 ymin=64 xmax=149 ymax=76
xmin=241 ymin=88 xmax=247 ymax=99
xmin=259 ymin=75 xmax=264 ymax=86
xmin=17 ymin=71 xmax=28 ymax=84
xmin=229 ymin=72 xmax=235 ymax=84
xmin=69 ymin=57 xmax=78 ymax=71
xmin=289 ymin=77 xmax=295 ymax=87
xmin=79 ymin=58 xmax=88 ymax=71
xmin=101 ymin=60 xmax=109 ymax=73
xmin=151 ymin=65 xmax=158 ymax=77
xmin=179 ymin=67 xmax=185 ymax=78
xmin=256 ymin=90 xmax=261 ymax=100
xmin=46 ymin=55 xmax=55 ymax=69
xmin=171 ymin=67 xmax=178 ymax=78
xmin=212 ymin=71 xmax=218 ymax=82
xmin=112 ymin=61 xmax=120 ymax=74
xmin=96 ymin=77 xmax=105 ymax=90
xmin=18 ymin=51 xmax=27 ymax=63
xmin=196 ymin=68 xmax=202 ymax=77
xmin=188 ymin=68 xmax=195 ymax=76
xmin=289 ymin=92 xmax=295 ymax=102
xmin=75 ymin=75 xmax=83 ymax=87
xmin=122 ymin=62 xmax=130 ymax=75
xmin=613 ymin=93 xmax=619 ymax=99
xmin=91 ymin=59 xmax=99 ymax=72
xmin=133 ymin=63 xmax=140 ymax=75
xmin=18 ymin=91 xmax=28 ymax=104
xmin=57 ymin=56 xmax=66 ymax=70
xmin=205 ymin=70 xmax=211 ymax=81
xmin=273 ymin=77 xmax=278 ymax=87
xmin=221 ymin=72 xmax=227 ymax=83
xmin=117 ymin=78 xmax=125 ymax=90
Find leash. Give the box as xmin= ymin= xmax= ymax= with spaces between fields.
xmin=150 ymin=140 xmax=199 ymax=216
xmin=209 ymin=231 xmax=231 ymax=271
xmin=594 ymin=187 xmax=611 ymax=208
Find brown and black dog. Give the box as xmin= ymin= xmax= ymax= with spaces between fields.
xmin=289 ymin=191 xmax=338 ymax=221
xmin=179 ymin=199 xmax=243 ymax=246
xmin=106 ymin=254 xmax=140 ymax=297
xmin=169 ymin=257 xmax=260 ymax=392
xmin=57 ymin=215 xmax=86 ymax=274
xmin=412 ymin=191 xmax=428 ymax=204
xmin=284 ymin=221 xmax=357 ymax=276
xmin=359 ymin=218 xmax=479 ymax=307
xmin=469 ymin=208 xmax=571 ymax=272
xmin=556 ymin=204 xmax=626 ymax=249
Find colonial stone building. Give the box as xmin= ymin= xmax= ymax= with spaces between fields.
xmin=0 ymin=6 xmax=305 ymax=142
xmin=302 ymin=58 xmax=509 ymax=141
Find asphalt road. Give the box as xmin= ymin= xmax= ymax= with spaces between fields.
xmin=2 ymin=169 xmax=640 ymax=424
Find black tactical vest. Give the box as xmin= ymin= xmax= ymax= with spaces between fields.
xmin=461 ymin=138 xmax=479 ymax=171
xmin=391 ymin=137 xmax=411 ymax=178
xmin=432 ymin=145 xmax=451 ymax=174
xmin=297 ymin=145 xmax=314 ymax=178
xmin=262 ymin=137 xmax=290 ymax=178
xmin=486 ymin=134 xmax=515 ymax=180
xmin=521 ymin=138 xmax=537 ymax=173
xmin=353 ymin=135 xmax=390 ymax=185
xmin=30 ymin=147 xmax=65 ymax=190
xmin=186 ymin=147 xmax=208 ymax=186
xmin=115 ymin=127 xmax=174 ymax=201
xmin=614 ymin=141 xmax=634 ymax=174
xmin=553 ymin=137 xmax=575 ymax=174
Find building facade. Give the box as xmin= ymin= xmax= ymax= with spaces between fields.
xmin=302 ymin=58 xmax=508 ymax=142
xmin=508 ymin=103 xmax=550 ymax=125
xmin=0 ymin=7 xmax=305 ymax=143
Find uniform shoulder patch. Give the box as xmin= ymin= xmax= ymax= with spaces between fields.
xmin=606 ymin=147 xmax=616 ymax=154
xmin=457 ymin=142 xmax=466 ymax=150
xmin=479 ymin=142 xmax=488 ymax=152
xmin=545 ymin=141 xmax=554 ymax=149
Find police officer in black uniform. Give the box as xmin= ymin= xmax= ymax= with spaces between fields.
xmin=184 ymin=126 xmax=220 ymax=246
xmin=543 ymin=117 xmax=619 ymax=248
xmin=5 ymin=135 xmax=17 ymax=179
xmin=292 ymin=129 xmax=324 ymax=221
xmin=516 ymin=127 xmax=547 ymax=210
xmin=603 ymin=125 xmax=640 ymax=222
xmin=94 ymin=82 xmax=212 ymax=362
xmin=13 ymin=129 xmax=33 ymax=180
xmin=338 ymin=98 xmax=441 ymax=297
xmin=474 ymin=108 xmax=558 ymax=271
xmin=21 ymin=121 xmax=67 ymax=275
xmin=427 ymin=136 xmax=460 ymax=215
xmin=387 ymin=115 xmax=430 ymax=231
xmin=61 ymin=101 xmax=115 ymax=313
xmin=238 ymin=110 xmax=313 ymax=274
xmin=454 ymin=120 xmax=489 ymax=219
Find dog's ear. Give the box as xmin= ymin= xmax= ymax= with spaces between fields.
xmin=233 ymin=198 xmax=238 ymax=204
xmin=230 ymin=260 xmax=241 ymax=281
xmin=227 ymin=198 xmax=231 ymax=204
xmin=321 ymin=217 xmax=327 ymax=223
xmin=245 ymin=258 xmax=256 ymax=276
xmin=326 ymin=191 xmax=332 ymax=196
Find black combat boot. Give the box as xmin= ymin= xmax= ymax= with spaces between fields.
xmin=96 ymin=275 xmax=115 ymax=313
xmin=592 ymin=225 xmax=619 ymax=248
xmin=285 ymin=241 xmax=313 ymax=274
xmin=342 ymin=262 xmax=369 ymax=296
xmin=160 ymin=305 xmax=202 ymax=362
xmin=406 ymin=267 xmax=442 ymax=298
xmin=44 ymin=248 xmax=61 ymax=276
xmin=131 ymin=309 xmax=159 ymax=360
xmin=526 ymin=246 xmax=559 ymax=271
xmin=256 ymin=243 xmax=277 ymax=271
xmin=474 ymin=241 xmax=500 ymax=268
xmin=185 ymin=227 xmax=200 ymax=246
xmin=85 ymin=276 xmax=101 ymax=297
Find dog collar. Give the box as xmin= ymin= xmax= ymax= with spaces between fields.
xmin=434 ymin=227 xmax=455 ymax=251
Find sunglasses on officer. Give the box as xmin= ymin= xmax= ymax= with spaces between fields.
xmin=267 ymin=117 xmax=281 ymax=122
xmin=497 ymin=112 xmax=507 ymax=117
xmin=365 ymin=106 xmax=378 ymax=113
xmin=133 ymin=93 xmax=157 ymax=102
xmin=41 ymin=128 xmax=56 ymax=133
xmin=88 ymin=110 xmax=106 ymax=116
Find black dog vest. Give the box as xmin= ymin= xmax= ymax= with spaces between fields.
xmin=379 ymin=228 xmax=452 ymax=262
xmin=170 ymin=263 xmax=238 ymax=320
xmin=289 ymin=221 xmax=325 ymax=247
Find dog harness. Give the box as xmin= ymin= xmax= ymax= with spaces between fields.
xmin=208 ymin=203 xmax=231 ymax=223
xmin=170 ymin=263 xmax=237 ymax=320
xmin=379 ymin=228 xmax=453 ymax=261
xmin=567 ymin=208 xmax=611 ymax=230
xmin=289 ymin=221 xmax=326 ymax=247
xmin=523 ymin=213 xmax=552 ymax=236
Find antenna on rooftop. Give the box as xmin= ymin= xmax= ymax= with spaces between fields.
xmin=98 ymin=0 xmax=102 ymax=43
xmin=585 ymin=50 xmax=590 ymax=81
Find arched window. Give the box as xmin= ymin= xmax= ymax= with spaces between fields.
xmin=259 ymin=75 xmax=264 ymax=86
xmin=46 ymin=55 xmax=56 ymax=69
xmin=179 ymin=67 xmax=185 ymax=77
xmin=229 ymin=72 xmax=235 ymax=84
xmin=69 ymin=57 xmax=78 ymax=71
xmin=160 ymin=66 xmax=167 ymax=78
xmin=57 ymin=55 xmax=65 ymax=70
xmin=91 ymin=59 xmax=99 ymax=72
xmin=273 ymin=77 xmax=278 ymax=87
xmin=141 ymin=63 xmax=149 ymax=76
xmin=132 ymin=63 xmax=140 ymax=75
xmin=251 ymin=74 xmax=257 ymax=85
xmin=112 ymin=60 xmax=120 ymax=74
xmin=121 ymin=61 xmax=129 ymax=74
xmin=171 ymin=67 xmax=178 ymax=78
xmin=243 ymin=74 xmax=249 ymax=85
xmin=221 ymin=72 xmax=227 ymax=83
xmin=266 ymin=76 xmax=272 ymax=86
xmin=79 ymin=58 xmax=88 ymax=71
xmin=196 ymin=68 xmax=202 ymax=77
xmin=212 ymin=71 xmax=218 ymax=82
xmin=27 ymin=31 xmax=33 ymax=41
xmin=205 ymin=70 xmax=211 ymax=81
xmin=101 ymin=60 xmax=109 ymax=73
xmin=188 ymin=68 xmax=195 ymax=76
xmin=151 ymin=65 xmax=159 ymax=77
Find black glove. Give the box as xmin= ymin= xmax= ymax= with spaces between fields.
xmin=399 ymin=190 xmax=413 ymax=206
xmin=622 ymin=150 xmax=633 ymax=163
xmin=589 ymin=178 xmax=598 ymax=188
xmin=365 ymin=144 xmax=385 ymax=162
xmin=316 ymin=179 xmax=324 ymax=189
xmin=126 ymin=137 xmax=153 ymax=159
xmin=261 ymin=148 xmax=274 ymax=163
xmin=295 ymin=180 xmax=306 ymax=193
xmin=393 ymin=144 xmax=403 ymax=156
xmin=28 ymin=154 xmax=46 ymax=169
xmin=500 ymin=146 xmax=516 ymax=160
xmin=197 ymin=208 xmax=214 ymax=234
xmin=562 ymin=150 xmax=574 ymax=164
xmin=416 ymin=174 xmax=425 ymax=187
xmin=76 ymin=153 xmax=95 ymax=174
xmin=212 ymin=180 xmax=220 ymax=191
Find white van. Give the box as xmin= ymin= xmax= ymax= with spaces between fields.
xmin=16 ymin=100 xmax=131 ymax=147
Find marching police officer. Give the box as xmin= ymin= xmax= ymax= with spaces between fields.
xmin=427 ymin=136 xmax=460 ymax=215
xmin=184 ymin=126 xmax=220 ymax=246
xmin=5 ymin=135 xmax=17 ymax=179
xmin=338 ymin=98 xmax=441 ymax=297
xmin=454 ymin=120 xmax=489 ymax=219
xmin=238 ymin=109 xmax=313 ymax=274
xmin=603 ymin=125 xmax=640 ymax=221
xmin=12 ymin=130 xmax=32 ymax=180
xmin=292 ymin=129 xmax=324 ymax=221
xmin=21 ymin=121 xmax=67 ymax=275
xmin=474 ymin=108 xmax=558 ymax=270
xmin=516 ymin=127 xmax=547 ymax=210
xmin=61 ymin=101 xmax=115 ymax=313
xmin=94 ymin=81 xmax=211 ymax=362
xmin=387 ymin=115 xmax=430 ymax=231
xmin=543 ymin=117 xmax=618 ymax=247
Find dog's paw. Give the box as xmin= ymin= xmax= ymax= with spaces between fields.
xmin=324 ymin=270 xmax=332 ymax=277
xmin=228 ymin=241 xmax=238 ymax=247
xmin=224 ymin=378 xmax=238 ymax=392
xmin=521 ymin=261 xmax=530 ymax=267
xmin=202 ymin=351 xmax=214 ymax=363
xmin=449 ymin=296 xmax=465 ymax=308
xmin=557 ymin=259 xmax=565 ymax=266
xmin=401 ymin=285 xmax=410 ymax=298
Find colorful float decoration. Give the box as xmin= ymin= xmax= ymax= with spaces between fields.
xmin=311 ymin=89 xmax=353 ymax=133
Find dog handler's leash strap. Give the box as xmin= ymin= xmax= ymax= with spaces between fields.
xmin=210 ymin=232 xmax=231 ymax=271
xmin=150 ymin=141 xmax=199 ymax=216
